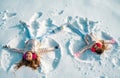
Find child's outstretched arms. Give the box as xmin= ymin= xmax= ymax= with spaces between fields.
xmin=2 ymin=45 xmax=24 ymax=54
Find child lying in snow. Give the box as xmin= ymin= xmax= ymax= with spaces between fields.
xmin=2 ymin=21 xmax=59 ymax=70
xmin=74 ymin=32 xmax=116 ymax=57
xmin=3 ymin=39 xmax=59 ymax=70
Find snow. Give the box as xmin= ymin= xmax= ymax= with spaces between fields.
xmin=0 ymin=0 xmax=120 ymax=78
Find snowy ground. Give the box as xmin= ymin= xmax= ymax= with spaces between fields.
xmin=0 ymin=0 xmax=120 ymax=78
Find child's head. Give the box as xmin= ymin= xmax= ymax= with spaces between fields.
xmin=16 ymin=51 xmax=40 ymax=70
xmin=23 ymin=51 xmax=37 ymax=61
xmin=23 ymin=51 xmax=33 ymax=61
xmin=95 ymin=48 xmax=104 ymax=55
xmin=95 ymin=40 xmax=107 ymax=55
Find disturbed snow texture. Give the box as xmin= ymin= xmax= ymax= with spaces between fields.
xmin=0 ymin=0 xmax=120 ymax=78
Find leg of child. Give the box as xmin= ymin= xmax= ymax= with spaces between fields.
xmin=67 ymin=24 xmax=85 ymax=38
xmin=20 ymin=21 xmax=35 ymax=39
xmin=89 ymin=32 xmax=98 ymax=41
xmin=84 ymin=35 xmax=90 ymax=45
xmin=24 ymin=24 xmax=35 ymax=39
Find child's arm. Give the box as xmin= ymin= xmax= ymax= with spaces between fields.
xmin=74 ymin=41 xmax=95 ymax=57
xmin=74 ymin=46 xmax=90 ymax=57
xmin=74 ymin=45 xmax=91 ymax=57
xmin=3 ymin=45 xmax=24 ymax=54
xmin=79 ymin=45 xmax=90 ymax=54
xmin=104 ymin=39 xmax=116 ymax=44
xmin=38 ymin=46 xmax=59 ymax=54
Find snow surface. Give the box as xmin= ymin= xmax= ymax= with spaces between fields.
xmin=0 ymin=0 xmax=120 ymax=78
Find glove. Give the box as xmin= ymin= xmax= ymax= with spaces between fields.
xmin=73 ymin=52 xmax=80 ymax=58
xmin=110 ymin=39 xmax=116 ymax=44
xmin=54 ymin=45 xmax=59 ymax=49
xmin=2 ymin=45 xmax=10 ymax=48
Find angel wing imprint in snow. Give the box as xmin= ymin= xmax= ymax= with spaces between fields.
xmin=1 ymin=12 xmax=62 ymax=73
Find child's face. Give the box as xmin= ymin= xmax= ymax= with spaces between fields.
xmin=25 ymin=52 xmax=33 ymax=61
